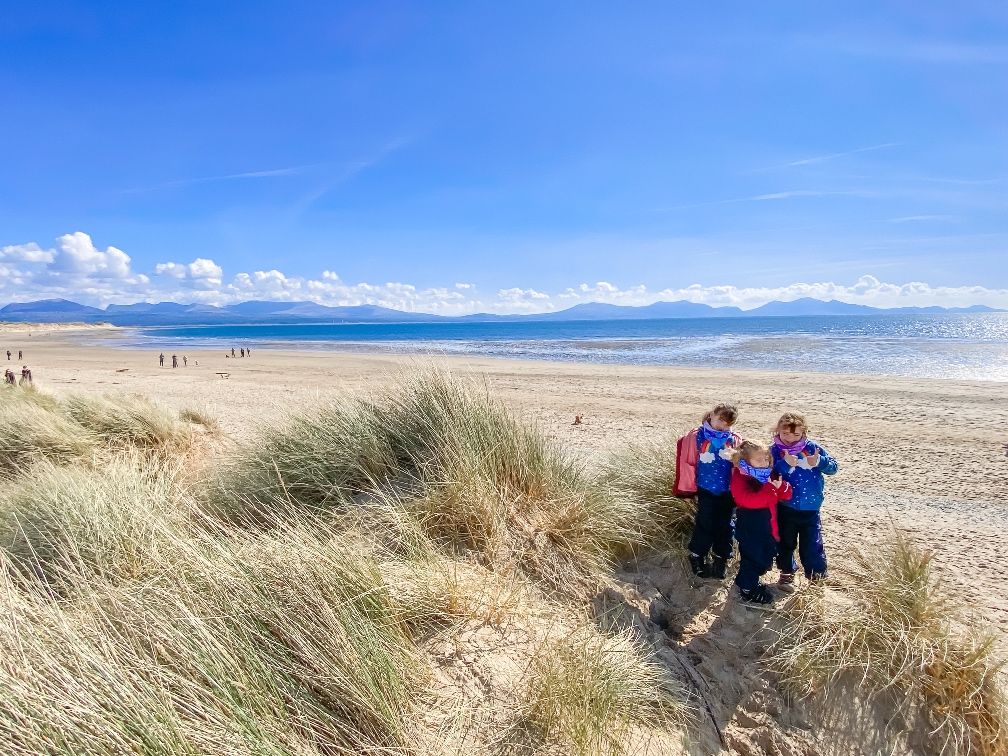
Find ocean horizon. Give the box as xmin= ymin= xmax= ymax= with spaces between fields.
xmin=89 ymin=312 xmax=1008 ymax=382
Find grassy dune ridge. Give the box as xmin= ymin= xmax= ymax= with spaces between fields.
xmin=0 ymin=371 xmax=1003 ymax=755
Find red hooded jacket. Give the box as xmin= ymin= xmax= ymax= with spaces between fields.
xmin=730 ymin=467 xmax=792 ymax=541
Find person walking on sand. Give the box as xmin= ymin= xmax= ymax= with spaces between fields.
xmin=20 ymin=365 xmax=32 ymax=385
xmin=172 ymin=354 xmax=178 ymax=369
xmin=18 ymin=350 xmax=22 ymax=360
xmin=183 ymin=355 xmax=187 ymax=367
xmin=160 ymin=353 xmax=164 ymax=367
xmin=231 ymin=347 xmax=235 ymax=357
xmin=5 ymin=351 xmax=9 ymax=361
xmin=240 ymin=347 xmax=245 ymax=358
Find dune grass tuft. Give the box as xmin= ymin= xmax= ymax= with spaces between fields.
xmin=768 ymin=531 xmax=1007 ymax=755
xmin=514 ymin=627 xmax=690 ymax=756
xmin=63 ymin=392 xmax=196 ymax=451
xmin=0 ymin=501 xmax=427 ymax=755
xmin=211 ymin=369 xmax=656 ymax=593
xmin=598 ymin=435 xmax=697 ymax=549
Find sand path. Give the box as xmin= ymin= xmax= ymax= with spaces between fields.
xmin=7 ymin=330 xmax=1008 ymax=634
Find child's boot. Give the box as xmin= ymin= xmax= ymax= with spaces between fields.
xmin=688 ymin=553 xmax=711 ymax=578
xmin=738 ymin=584 xmax=775 ymax=609
xmin=710 ymin=555 xmax=730 ymax=580
xmin=776 ymin=571 xmax=796 ymax=594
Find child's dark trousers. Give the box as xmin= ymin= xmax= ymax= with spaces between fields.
xmin=775 ymin=505 xmax=827 ymax=577
xmin=734 ymin=508 xmax=777 ymax=592
xmin=687 ymin=487 xmax=735 ymax=561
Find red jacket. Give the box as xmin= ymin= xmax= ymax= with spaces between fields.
xmin=730 ymin=467 xmax=792 ymax=541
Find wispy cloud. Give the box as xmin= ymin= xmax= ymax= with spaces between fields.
xmin=754 ymin=143 xmax=899 ymax=172
xmin=885 ymin=214 xmax=959 ymax=224
xmin=122 ymin=164 xmax=320 ymax=194
xmin=663 ymin=188 xmax=879 ymax=211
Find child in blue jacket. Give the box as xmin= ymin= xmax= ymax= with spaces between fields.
xmin=686 ymin=403 xmax=742 ymax=580
xmin=771 ymin=412 xmax=838 ymax=588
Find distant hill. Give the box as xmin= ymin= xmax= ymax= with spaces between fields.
xmin=0 ymin=297 xmax=1001 ymax=326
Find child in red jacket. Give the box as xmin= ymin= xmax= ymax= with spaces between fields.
xmin=730 ymin=441 xmax=792 ymax=606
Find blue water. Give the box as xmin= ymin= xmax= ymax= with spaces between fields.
xmin=101 ymin=313 xmax=1008 ymax=381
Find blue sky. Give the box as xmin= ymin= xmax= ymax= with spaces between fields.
xmin=2 ymin=1 xmax=1008 ymax=312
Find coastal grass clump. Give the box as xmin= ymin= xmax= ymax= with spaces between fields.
xmin=0 ymin=510 xmax=428 ymax=755
xmin=513 ymin=627 xmax=689 ymax=756
xmin=62 ymin=392 xmax=196 ymax=451
xmin=768 ymin=531 xmax=1007 ymax=755
xmin=0 ymin=385 xmax=212 ymax=475
xmin=0 ymin=456 xmax=184 ymax=588
xmin=211 ymin=369 xmax=653 ymax=592
xmin=598 ymin=435 xmax=697 ymax=549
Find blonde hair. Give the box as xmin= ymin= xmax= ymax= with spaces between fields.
xmin=732 ymin=439 xmax=769 ymax=467
xmin=703 ymin=402 xmax=738 ymax=426
xmin=775 ymin=412 xmax=808 ymax=436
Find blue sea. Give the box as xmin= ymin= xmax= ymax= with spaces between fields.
xmin=104 ymin=313 xmax=1008 ymax=381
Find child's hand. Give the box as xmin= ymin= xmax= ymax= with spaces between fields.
xmin=806 ymin=448 xmax=821 ymax=467
xmin=783 ymin=452 xmax=799 ymax=468
xmin=770 ymin=476 xmax=783 ymax=489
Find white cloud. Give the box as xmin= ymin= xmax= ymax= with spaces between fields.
xmin=1 ymin=232 xmax=1007 ymax=314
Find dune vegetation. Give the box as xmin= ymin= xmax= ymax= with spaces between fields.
xmin=0 ymin=370 xmax=1002 ymax=755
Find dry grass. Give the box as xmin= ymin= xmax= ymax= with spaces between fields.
xmin=513 ymin=626 xmax=689 ymax=756
xmin=0 ymin=385 xmax=210 ymax=476
xmin=768 ymin=531 xmax=1008 ymax=755
xmin=211 ymin=369 xmax=657 ymax=594
xmin=598 ymin=435 xmax=697 ymax=549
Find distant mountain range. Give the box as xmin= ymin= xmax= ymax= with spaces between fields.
xmin=0 ymin=297 xmax=1000 ymax=326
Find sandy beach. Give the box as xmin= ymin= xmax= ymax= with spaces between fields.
xmin=6 ymin=328 xmax=1008 ymax=635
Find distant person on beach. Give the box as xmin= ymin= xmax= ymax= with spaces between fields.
xmin=240 ymin=348 xmax=245 ymax=358
xmin=5 ymin=351 xmax=9 ymax=361
xmin=771 ymin=412 xmax=839 ymax=589
xmin=682 ymin=403 xmax=743 ymax=581
xmin=18 ymin=351 xmax=22 ymax=360
xmin=731 ymin=441 xmax=792 ymax=607
xmin=4 ymin=369 xmax=15 ymax=385
xmin=172 ymin=354 xmax=178 ymax=368
xmin=183 ymin=355 xmax=187 ymax=367
xmin=19 ymin=366 xmax=32 ymax=385
xmin=247 ymin=347 xmax=251 ymax=356
xmin=160 ymin=353 xmax=164 ymax=367
xmin=231 ymin=347 xmax=235 ymax=357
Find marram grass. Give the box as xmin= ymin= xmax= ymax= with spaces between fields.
xmin=768 ymin=531 xmax=1007 ymax=756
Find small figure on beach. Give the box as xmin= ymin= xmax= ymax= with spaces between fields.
xmin=172 ymin=354 xmax=178 ymax=369
xmin=731 ymin=441 xmax=791 ymax=607
xmin=573 ymin=414 xmax=583 ymax=425
xmin=160 ymin=353 xmax=164 ymax=367
xmin=183 ymin=355 xmax=187 ymax=367
xmin=771 ymin=412 xmax=839 ymax=589
xmin=4 ymin=369 xmax=15 ymax=385
xmin=19 ymin=365 xmax=32 ymax=385
xmin=5 ymin=351 xmax=9 ymax=361
xmin=246 ymin=347 xmax=251 ymax=356
xmin=680 ymin=403 xmax=742 ymax=581
xmin=240 ymin=348 xmax=245 ymax=358
xmin=18 ymin=351 xmax=22 ymax=360
xmin=231 ymin=347 xmax=236 ymax=357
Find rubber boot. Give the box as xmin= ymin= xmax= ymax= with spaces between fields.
xmin=710 ymin=555 xmax=729 ymax=580
xmin=688 ymin=553 xmax=711 ymax=578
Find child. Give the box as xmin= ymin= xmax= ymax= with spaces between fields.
xmin=730 ymin=441 xmax=792 ymax=605
xmin=771 ymin=412 xmax=839 ymax=589
xmin=686 ymin=403 xmax=742 ymax=580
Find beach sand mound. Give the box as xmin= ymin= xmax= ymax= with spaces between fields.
xmin=0 ymin=372 xmax=1003 ymax=756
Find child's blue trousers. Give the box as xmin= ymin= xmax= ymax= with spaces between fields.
xmin=687 ymin=487 xmax=735 ymax=560
xmin=734 ymin=508 xmax=777 ymax=591
xmin=775 ymin=505 xmax=827 ymax=577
